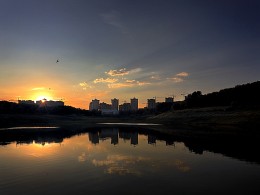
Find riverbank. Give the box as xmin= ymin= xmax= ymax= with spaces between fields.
xmin=146 ymin=107 xmax=260 ymax=132
xmin=0 ymin=106 xmax=259 ymax=134
xmin=1 ymin=108 xmax=260 ymax=164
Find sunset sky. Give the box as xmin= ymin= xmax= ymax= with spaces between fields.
xmin=0 ymin=0 xmax=259 ymax=109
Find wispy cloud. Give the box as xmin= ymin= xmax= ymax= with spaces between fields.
xmin=129 ymin=68 xmax=142 ymax=74
xmin=150 ymin=75 xmax=161 ymax=80
xmin=31 ymin=87 xmax=45 ymax=91
xmin=176 ymin=72 xmax=189 ymax=77
xmin=167 ymin=77 xmax=184 ymax=83
xmin=167 ymin=72 xmax=189 ymax=83
xmin=126 ymin=79 xmax=136 ymax=83
xmin=100 ymin=10 xmax=127 ymax=34
xmin=93 ymin=78 xmax=118 ymax=83
xmin=106 ymin=68 xmax=129 ymax=76
xmin=79 ymin=82 xmax=92 ymax=90
xmin=108 ymin=82 xmax=134 ymax=89
xmin=108 ymin=80 xmax=150 ymax=89
xmin=105 ymin=68 xmax=142 ymax=77
xmin=137 ymin=81 xmax=151 ymax=86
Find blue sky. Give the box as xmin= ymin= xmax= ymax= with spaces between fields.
xmin=0 ymin=0 xmax=259 ymax=108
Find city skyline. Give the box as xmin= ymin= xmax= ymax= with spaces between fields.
xmin=1 ymin=0 xmax=259 ymax=109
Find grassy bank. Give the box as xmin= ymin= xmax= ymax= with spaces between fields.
xmin=1 ymin=106 xmax=259 ymax=134
xmin=146 ymin=107 xmax=260 ymax=132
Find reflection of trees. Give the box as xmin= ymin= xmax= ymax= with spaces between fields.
xmin=0 ymin=127 xmax=260 ymax=164
xmin=0 ymin=128 xmax=86 ymax=146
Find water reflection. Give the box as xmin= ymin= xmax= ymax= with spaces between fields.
xmin=1 ymin=127 xmax=260 ymax=195
xmin=0 ymin=126 xmax=260 ymax=164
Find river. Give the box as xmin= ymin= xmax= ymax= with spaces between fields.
xmin=0 ymin=126 xmax=259 ymax=194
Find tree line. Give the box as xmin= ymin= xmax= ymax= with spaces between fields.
xmin=155 ymin=81 xmax=260 ymax=112
xmin=1 ymin=81 xmax=259 ymax=115
xmin=184 ymin=81 xmax=260 ymax=109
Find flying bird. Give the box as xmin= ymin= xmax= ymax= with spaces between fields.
xmin=56 ymin=59 xmax=59 ymax=63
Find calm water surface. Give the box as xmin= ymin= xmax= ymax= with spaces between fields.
xmin=0 ymin=127 xmax=259 ymax=195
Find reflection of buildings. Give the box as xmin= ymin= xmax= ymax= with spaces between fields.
xmin=89 ymin=131 xmax=99 ymax=144
xmin=89 ymin=129 xmax=119 ymax=145
xmin=131 ymin=132 xmax=138 ymax=145
xmin=99 ymin=128 xmax=119 ymax=145
xmin=88 ymin=129 xmax=138 ymax=146
xmin=148 ymin=134 xmax=156 ymax=145
xmin=87 ymin=129 xmax=176 ymax=146
xmin=119 ymin=131 xmax=138 ymax=145
xmin=15 ymin=137 xmax=63 ymax=146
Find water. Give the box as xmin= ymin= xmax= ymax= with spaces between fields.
xmin=0 ymin=127 xmax=259 ymax=195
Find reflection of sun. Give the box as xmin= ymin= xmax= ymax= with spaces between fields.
xmin=15 ymin=142 xmax=60 ymax=158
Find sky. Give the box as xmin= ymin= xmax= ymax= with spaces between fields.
xmin=0 ymin=0 xmax=259 ymax=109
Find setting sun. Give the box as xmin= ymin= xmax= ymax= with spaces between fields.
xmin=31 ymin=91 xmax=54 ymax=102
xmin=35 ymin=95 xmax=52 ymax=101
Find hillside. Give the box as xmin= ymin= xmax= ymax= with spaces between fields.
xmin=147 ymin=107 xmax=260 ymax=131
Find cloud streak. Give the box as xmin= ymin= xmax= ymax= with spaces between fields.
xmin=93 ymin=78 xmax=118 ymax=83
xmin=167 ymin=71 xmax=189 ymax=83
xmin=31 ymin=87 xmax=45 ymax=91
xmin=79 ymin=82 xmax=92 ymax=90
xmin=176 ymin=72 xmax=189 ymax=77
xmin=167 ymin=77 xmax=184 ymax=83
xmin=100 ymin=10 xmax=127 ymax=34
xmin=105 ymin=67 xmax=142 ymax=77
xmin=108 ymin=80 xmax=150 ymax=89
xmin=106 ymin=68 xmax=129 ymax=76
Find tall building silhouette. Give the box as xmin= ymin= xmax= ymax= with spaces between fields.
xmin=165 ymin=97 xmax=174 ymax=103
xmin=89 ymin=99 xmax=99 ymax=111
xmin=119 ymin=103 xmax=131 ymax=111
xmin=130 ymin=97 xmax=138 ymax=111
xmin=147 ymin=99 xmax=156 ymax=109
xmin=111 ymin=98 xmax=119 ymax=111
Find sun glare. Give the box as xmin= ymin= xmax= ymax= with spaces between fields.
xmin=33 ymin=94 xmax=53 ymax=101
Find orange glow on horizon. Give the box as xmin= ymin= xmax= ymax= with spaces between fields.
xmin=31 ymin=93 xmax=53 ymax=102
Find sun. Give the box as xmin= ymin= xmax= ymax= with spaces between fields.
xmin=32 ymin=94 xmax=53 ymax=102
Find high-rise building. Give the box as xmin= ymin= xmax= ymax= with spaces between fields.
xmin=89 ymin=99 xmax=99 ymax=111
xmin=119 ymin=103 xmax=131 ymax=111
xmin=165 ymin=97 xmax=174 ymax=103
xmin=99 ymin=102 xmax=112 ymax=110
xmin=111 ymin=98 xmax=119 ymax=111
xmin=147 ymin=99 xmax=156 ymax=109
xmin=130 ymin=97 xmax=138 ymax=111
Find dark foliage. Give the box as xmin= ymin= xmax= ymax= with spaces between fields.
xmin=156 ymin=102 xmax=174 ymax=113
xmin=184 ymin=81 xmax=260 ymax=109
xmin=0 ymin=102 xmax=96 ymax=115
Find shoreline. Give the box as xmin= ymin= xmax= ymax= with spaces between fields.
xmin=0 ymin=106 xmax=259 ymax=133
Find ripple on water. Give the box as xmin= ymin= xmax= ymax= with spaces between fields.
xmin=97 ymin=123 xmax=161 ymax=126
xmin=0 ymin=127 xmax=59 ymax=131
